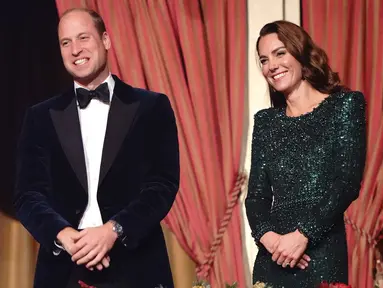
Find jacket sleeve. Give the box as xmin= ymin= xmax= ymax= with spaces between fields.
xmin=13 ymin=107 xmax=71 ymax=252
xmin=111 ymin=94 xmax=180 ymax=249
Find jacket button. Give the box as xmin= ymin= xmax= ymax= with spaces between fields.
xmin=75 ymin=209 xmax=81 ymax=215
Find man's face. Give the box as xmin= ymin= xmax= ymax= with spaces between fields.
xmin=58 ymin=11 xmax=110 ymax=85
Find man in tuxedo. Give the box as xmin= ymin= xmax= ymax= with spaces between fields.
xmin=13 ymin=7 xmax=179 ymax=288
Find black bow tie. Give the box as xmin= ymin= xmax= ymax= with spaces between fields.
xmin=76 ymin=82 xmax=110 ymax=109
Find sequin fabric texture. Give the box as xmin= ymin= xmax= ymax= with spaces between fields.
xmin=245 ymin=91 xmax=366 ymax=288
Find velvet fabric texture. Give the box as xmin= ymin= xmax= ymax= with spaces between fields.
xmin=13 ymin=75 xmax=179 ymax=288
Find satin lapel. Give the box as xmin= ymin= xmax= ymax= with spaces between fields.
xmin=98 ymin=77 xmax=140 ymax=186
xmin=50 ymin=91 xmax=88 ymax=192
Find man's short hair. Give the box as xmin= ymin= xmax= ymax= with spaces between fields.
xmin=60 ymin=8 xmax=107 ymax=37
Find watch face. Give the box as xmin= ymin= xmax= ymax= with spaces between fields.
xmin=114 ymin=223 xmax=123 ymax=236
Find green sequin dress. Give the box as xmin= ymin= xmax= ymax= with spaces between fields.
xmin=245 ymin=91 xmax=366 ymax=288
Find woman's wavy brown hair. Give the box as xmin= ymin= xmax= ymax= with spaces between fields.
xmin=256 ymin=20 xmax=345 ymax=107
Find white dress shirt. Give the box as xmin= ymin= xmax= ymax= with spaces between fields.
xmin=53 ymin=74 xmax=115 ymax=254
xmin=75 ymin=74 xmax=115 ymax=229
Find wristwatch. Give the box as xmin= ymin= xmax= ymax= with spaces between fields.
xmin=110 ymin=220 xmax=124 ymax=239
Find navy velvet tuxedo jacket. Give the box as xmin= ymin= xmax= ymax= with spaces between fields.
xmin=13 ymin=75 xmax=179 ymax=288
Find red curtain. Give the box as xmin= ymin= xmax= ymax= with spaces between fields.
xmin=55 ymin=1 xmax=248 ymax=287
xmin=302 ymin=1 xmax=383 ymax=287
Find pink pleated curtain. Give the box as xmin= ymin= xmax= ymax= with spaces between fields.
xmin=302 ymin=1 xmax=383 ymax=287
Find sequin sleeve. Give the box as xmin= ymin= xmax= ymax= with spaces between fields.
xmin=296 ymin=92 xmax=367 ymax=246
xmin=245 ymin=110 xmax=274 ymax=245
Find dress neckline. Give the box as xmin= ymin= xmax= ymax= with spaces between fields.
xmin=280 ymin=92 xmax=337 ymax=120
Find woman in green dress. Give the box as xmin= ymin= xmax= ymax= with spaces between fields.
xmin=245 ymin=20 xmax=366 ymax=288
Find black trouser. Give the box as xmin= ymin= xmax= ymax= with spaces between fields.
xmin=65 ymin=263 xmax=129 ymax=288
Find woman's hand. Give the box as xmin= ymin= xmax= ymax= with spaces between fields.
xmin=271 ymin=229 xmax=309 ymax=268
xmin=260 ymin=231 xmax=281 ymax=254
xmin=261 ymin=230 xmax=310 ymax=269
xmin=295 ymin=254 xmax=310 ymax=270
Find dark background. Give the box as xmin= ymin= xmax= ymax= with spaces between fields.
xmin=1 ymin=0 xmax=72 ymax=218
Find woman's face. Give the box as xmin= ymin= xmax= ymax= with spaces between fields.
xmin=258 ymin=33 xmax=303 ymax=95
